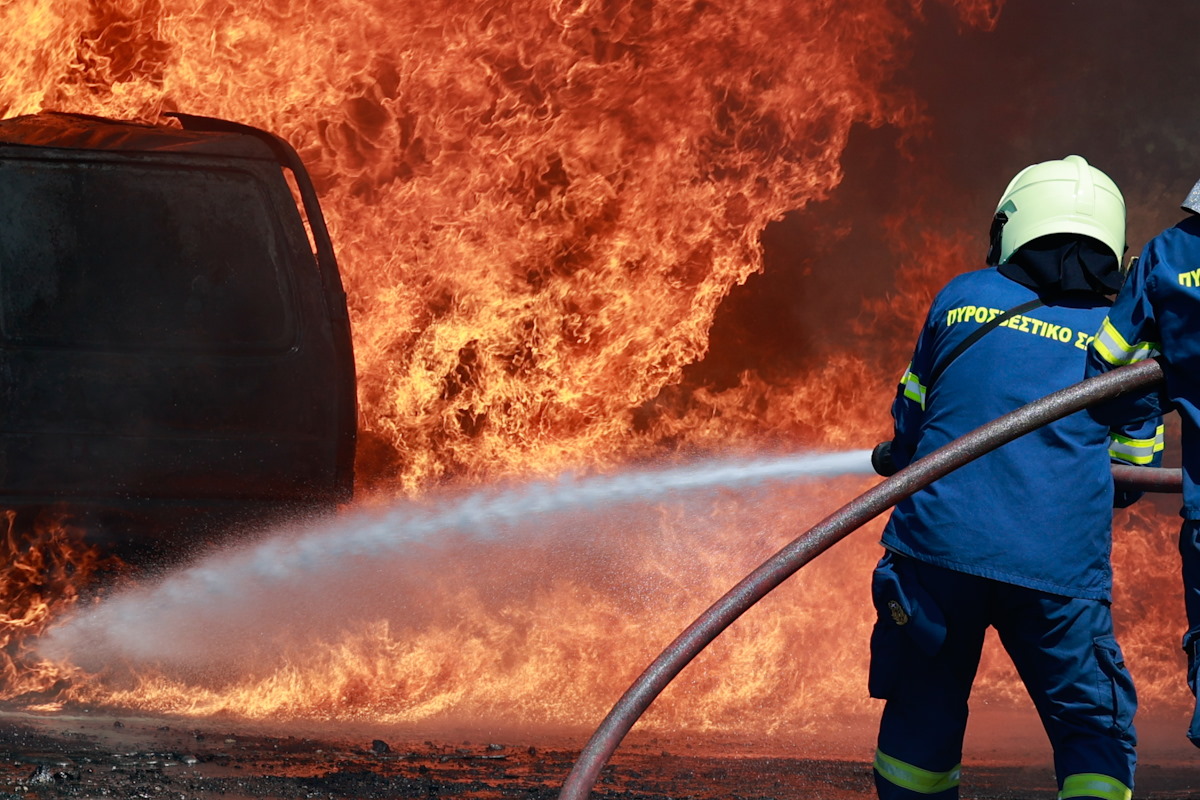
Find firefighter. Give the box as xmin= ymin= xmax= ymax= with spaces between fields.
xmin=869 ymin=155 xmax=1163 ymax=800
xmin=1085 ymin=180 xmax=1200 ymax=751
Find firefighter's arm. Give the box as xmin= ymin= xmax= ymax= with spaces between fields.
xmin=1108 ymin=415 xmax=1165 ymax=508
xmin=874 ymin=316 xmax=937 ymax=477
xmin=872 ymin=366 xmax=915 ymax=478
xmin=870 ymin=366 xmax=914 ymax=477
xmin=1086 ymin=247 xmax=1167 ymax=427
xmin=879 ymin=362 xmax=925 ymax=473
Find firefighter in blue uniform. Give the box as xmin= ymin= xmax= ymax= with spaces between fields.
xmin=1085 ymin=179 xmax=1200 ymax=751
xmin=870 ymin=155 xmax=1163 ymax=800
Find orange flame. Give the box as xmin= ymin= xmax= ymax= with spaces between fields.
xmin=15 ymin=0 xmax=1194 ymax=750
xmin=1 ymin=0 xmax=1003 ymax=491
xmin=0 ymin=511 xmax=121 ymax=705
xmin=50 ymin=478 xmax=885 ymax=731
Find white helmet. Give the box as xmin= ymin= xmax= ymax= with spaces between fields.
xmin=990 ymin=155 xmax=1125 ymax=266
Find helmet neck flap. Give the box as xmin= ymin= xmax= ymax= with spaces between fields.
xmin=997 ymin=233 xmax=1122 ymax=297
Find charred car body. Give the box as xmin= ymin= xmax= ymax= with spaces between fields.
xmin=0 ymin=112 xmax=356 ymax=549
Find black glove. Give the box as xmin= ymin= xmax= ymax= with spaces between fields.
xmin=872 ymin=441 xmax=898 ymax=477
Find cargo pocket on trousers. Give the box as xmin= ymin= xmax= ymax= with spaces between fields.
xmin=868 ymin=552 xmax=946 ymax=699
xmin=1095 ymin=635 xmax=1136 ymax=739
xmin=868 ymin=610 xmax=905 ymax=700
xmin=868 ymin=615 xmax=905 ymax=699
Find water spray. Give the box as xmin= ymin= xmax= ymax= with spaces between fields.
xmin=558 ymin=357 xmax=1170 ymax=800
xmin=39 ymin=447 xmax=881 ymax=671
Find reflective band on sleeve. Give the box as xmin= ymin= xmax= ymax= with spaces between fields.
xmin=1092 ymin=318 xmax=1160 ymax=366
xmin=902 ymin=367 xmax=927 ymax=410
xmin=873 ymin=749 xmax=961 ymax=795
xmin=1109 ymin=424 xmax=1166 ymax=465
xmin=1058 ymin=772 xmax=1131 ymax=800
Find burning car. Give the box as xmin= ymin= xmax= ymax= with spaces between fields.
xmin=0 ymin=112 xmax=356 ymax=550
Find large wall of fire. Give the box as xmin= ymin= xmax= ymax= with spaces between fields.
xmin=3 ymin=0 xmax=1009 ymax=491
xmin=4 ymin=0 xmax=1200 ymax=746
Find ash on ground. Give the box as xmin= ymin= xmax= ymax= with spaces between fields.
xmin=0 ymin=711 xmax=1195 ymax=800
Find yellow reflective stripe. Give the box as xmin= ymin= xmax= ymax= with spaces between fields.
xmin=1058 ymin=772 xmax=1131 ymax=800
xmin=1092 ymin=318 xmax=1159 ymax=366
xmin=873 ymin=749 xmax=961 ymax=794
xmin=902 ymin=366 xmax=927 ymax=410
xmin=1108 ymin=424 xmax=1166 ymax=465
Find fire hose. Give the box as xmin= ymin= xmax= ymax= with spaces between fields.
xmin=558 ymin=357 xmax=1173 ymax=800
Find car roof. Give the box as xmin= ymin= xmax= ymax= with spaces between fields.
xmin=0 ymin=111 xmax=279 ymax=160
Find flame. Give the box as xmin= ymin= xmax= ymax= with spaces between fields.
xmin=1 ymin=0 xmax=1003 ymax=491
xmin=0 ymin=511 xmax=121 ymax=705
xmin=12 ymin=0 xmax=1192 ymax=749
xmin=50 ymin=478 xmax=885 ymax=732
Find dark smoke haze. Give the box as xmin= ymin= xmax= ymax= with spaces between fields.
xmin=696 ymin=1 xmax=1200 ymax=389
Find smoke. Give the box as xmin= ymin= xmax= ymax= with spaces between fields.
xmin=689 ymin=0 xmax=1200 ymax=393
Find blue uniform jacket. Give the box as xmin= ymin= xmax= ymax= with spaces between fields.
xmin=883 ymin=267 xmax=1163 ymax=602
xmin=1086 ymin=215 xmax=1200 ymax=518
xmin=1086 ymin=213 xmax=1200 ymax=741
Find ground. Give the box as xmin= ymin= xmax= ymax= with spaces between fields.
xmin=0 ymin=710 xmax=1197 ymax=800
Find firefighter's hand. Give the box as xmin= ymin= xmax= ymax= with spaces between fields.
xmin=871 ymin=441 xmax=898 ymax=477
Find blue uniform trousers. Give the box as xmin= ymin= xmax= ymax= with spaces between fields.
xmin=1181 ymin=520 xmax=1200 ymax=746
xmin=869 ymin=553 xmax=1136 ymax=799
